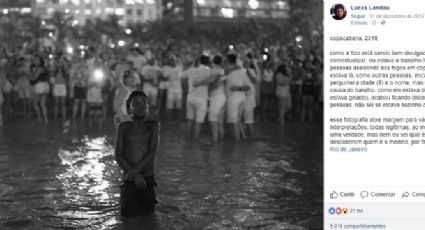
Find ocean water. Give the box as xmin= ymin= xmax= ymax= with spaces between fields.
xmin=0 ymin=120 xmax=322 ymax=230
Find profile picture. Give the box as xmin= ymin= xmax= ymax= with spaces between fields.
xmin=331 ymin=4 xmax=347 ymax=20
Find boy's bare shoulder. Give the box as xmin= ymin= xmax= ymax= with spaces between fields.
xmin=145 ymin=119 xmax=160 ymax=130
xmin=117 ymin=121 xmax=133 ymax=131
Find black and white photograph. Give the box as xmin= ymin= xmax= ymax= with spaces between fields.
xmin=0 ymin=0 xmax=323 ymax=229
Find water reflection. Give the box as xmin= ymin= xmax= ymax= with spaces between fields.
xmin=0 ymin=121 xmax=322 ymax=229
xmin=56 ymin=136 xmax=120 ymax=229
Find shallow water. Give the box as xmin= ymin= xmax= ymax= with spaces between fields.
xmin=0 ymin=119 xmax=322 ymax=230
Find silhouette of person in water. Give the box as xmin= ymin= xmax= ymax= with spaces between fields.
xmin=114 ymin=90 xmax=160 ymax=216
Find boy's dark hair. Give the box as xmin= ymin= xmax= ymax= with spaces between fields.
xmin=213 ymin=55 xmax=222 ymax=65
xmin=199 ymin=55 xmax=210 ymax=65
xmin=227 ymin=54 xmax=237 ymax=64
xmin=332 ymin=4 xmax=346 ymax=17
xmin=126 ymin=90 xmax=150 ymax=115
xmin=334 ymin=4 xmax=344 ymax=10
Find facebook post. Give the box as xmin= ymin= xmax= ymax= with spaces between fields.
xmin=325 ymin=0 xmax=425 ymax=229
xmin=0 ymin=0 xmax=324 ymax=229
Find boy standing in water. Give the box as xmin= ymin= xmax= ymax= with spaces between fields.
xmin=114 ymin=91 xmax=160 ymax=216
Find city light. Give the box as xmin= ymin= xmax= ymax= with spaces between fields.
xmin=81 ymin=50 xmax=85 ymax=57
xmin=126 ymin=0 xmax=135 ymax=4
xmin=248 ymin=0 xmax=259 ymax=9
xmin=21 ymin=8 xmax=31 ymax=14
xmin=79 ymin=45 xmax=84 ymax=50
xmin=295 ymin=35 xmax=303 ymax=43
xmin=93 ymin=69 xmax=104 ymax=82
xmin=229 ymin=45 xmax=234 ymax=50
xmin=264 ymin=48 xmax=269 ymax=52
xmin=202 ymin=50 xmax=211 ymax=56
xmin=197 ymin=0 xmax=206 ymax=5
xmin=67 ymin=47 xmax=74 ymax=54
xmin=146 ymin=0 xmax=154 ymax=4
xmin=42 ymin=20 xmax=46 ymax=26
xmin=125 ymin=29 xmax=132 ymax=35
xmin=134 ymin=43 xmax=140 ymax=47
xmin=72 ymin=0 xmax=80 ymax=5
xmin=110 ymin=43 xmax=116 ymax=49
xmin=115 ymin=8 xmax=125 ymax=16
xmin=105 ymin=8 xmax=114 ymax=14
xmin=262 ymin=54 xmax=268 ymax=61
xmin=221 ymin=8 xmax=234 ymax=18
xmin=277 ymin=0 xmax=285 ymax=9
xmin=49 ymin=32 xmax=53 ymax=38
xmin=49 ymin=54 xmax=54 ymax=59
xmin=72 ymin=20 xmax=79 ymax=27
xmin=65 ymin=8 xmax=70 ymax=14
xmin=118 ymin=40 xmax=125 ymax=47
xmin=3 ymin=9 xmax=8 ymax=15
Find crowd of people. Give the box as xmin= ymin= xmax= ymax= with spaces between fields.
xmin=0 ymin=38 xmax=323 ymax=141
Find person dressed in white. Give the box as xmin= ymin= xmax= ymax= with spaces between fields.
xmin=142 ymin=58 xmax=161 ymax=118
xmin=164 ymin=55 xmax=184 ymax=121
xmin=241 ymin=56 xmax=258 ymax=138
xmin=113 ymin=70 xmax=138 ymax=126
xmin=159 ymin=57 xmax=172 ymax=120
xmin=31 ymin=55 xmax=50 ymax=123
xmin=181 ymin=55 xmax=212 ymax=139
xmin=126 ymin=48 xmax=147 ymax=75
xmin=207 ymin=55 xmax=226 ymax=142
xmin=225 ymin=53 xmax=251 ymax=140
xmin=51 ymin=62 xmax=68 ymax=120
xmin=86 ymin=81 xmax=103 ymax=122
